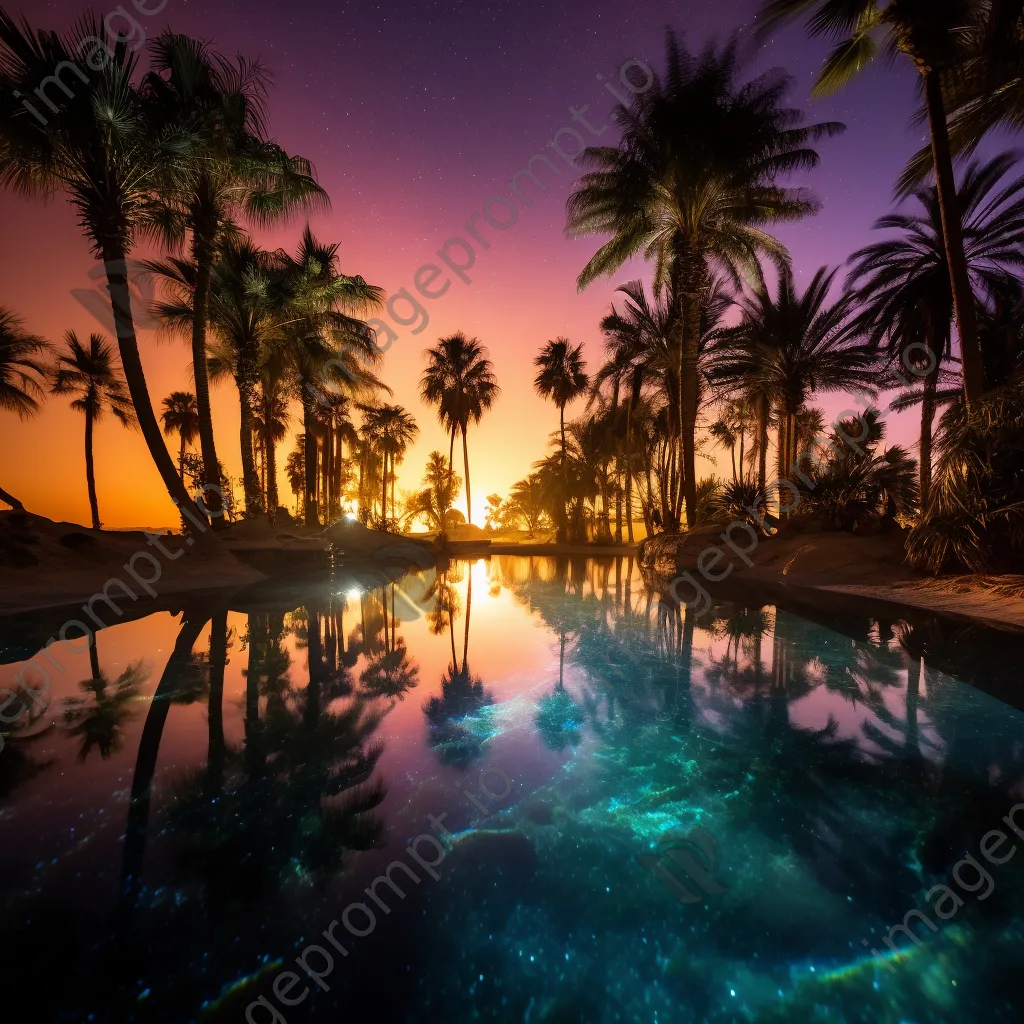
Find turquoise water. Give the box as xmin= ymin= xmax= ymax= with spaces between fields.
xmin=2 ymin=555 xmax=1023 ymax=1023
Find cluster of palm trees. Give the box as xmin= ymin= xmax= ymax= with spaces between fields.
xmin=3 ymin=7 xmax=1023 ymax=569
xmin=513 ymin=19 xmax=1024 ymax=566
xmin=0 ymin=18 xmax=390 ymax=531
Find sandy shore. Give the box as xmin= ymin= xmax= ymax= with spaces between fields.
xmin=639 ymin=525 xmax=1024 ymax=632
xmin=0 ymin=511 xmax=266 ymax=617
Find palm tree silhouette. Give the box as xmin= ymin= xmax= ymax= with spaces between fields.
xmin=423 ymin=566 xmax=495 ymax=766
xmin=757 ymin=0 xmax=993 ymax=404
xmin=533 ymin=337 xmax=589 ymax=541
xmin=160 ymin=391 xmax=200 ymax=483
xmin=360 ymin=403 xmax=419 ymax=524
xmin=848 ymin=153 xmax=1024 ymax=507
xmin=0 ymin=14 xmax=210 ymax=529
xmin=270 ymin=227 xmax=386 ymax=526
xmin=0 ymin=307 xmax=50 ymax=510
xmin=148 ymin=237 xmax=278 ymax=515
xmin=713 ymin=266 xmax=877 ymax=513
xmin=51 ymin=332 xmax=136 ymax=529
xmin=420 ymin=332 xmax=500 ymax=526
xmin=566 ymin=31 xmax=841 ymax=527
xmin=254 ymin=347 xmax=290 ymax=520
xmin=142 ymin=32 xmax=329 ymax=522
xmin=63 ymin=656 xmax=148 ymax=761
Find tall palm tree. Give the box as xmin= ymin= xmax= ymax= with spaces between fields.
xmin=148 ymin=237 xmax=277 ymax=516
xmin=285 ymin=443 xmax=305 ymax=516
xmin=714 ymin=266 xmax=877 ymax=512
xmin=255 ymin=346 xmax=290 ymax=520
xmin=420 ymin=332 xmax=500 ymax=526
xmin=600 ymin=278 xmax=733 ymax=529
xmin=161 ymin=391 xmax=200 ymax=482
xmin=566 ymin=31 xmax=840 ymax=528
xmin=142 ymin=32 xmax=329 ymax=520
xmin=848 ymin=153 xmax=1024 ymax=507
xmin=362 ymin=403 xmax=419 ymax=524
xmin=271 ymin=227 xmax=386 ymax=527
xmin=0 ymin=14 xmax=210 ymax=529
xmin=758 ymin=0 xmax=992 ymax=404
xmin=0 ymin=307 xmax=49 ymax=509
xmin=51 ymin=332 xmax=136 ymax=529
xmin=533 ymin=338 xmax=589 ymax=540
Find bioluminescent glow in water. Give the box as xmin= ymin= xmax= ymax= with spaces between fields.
xmin=2 ymin=556 xmax=1023 ymax=1023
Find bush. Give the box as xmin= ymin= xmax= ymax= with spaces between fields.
xmin=906 ymin=381 xmax=1024 ymax=574
xmin=796 ymin=409 xmax=918 ymax=532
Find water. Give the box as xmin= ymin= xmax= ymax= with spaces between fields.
xmin=2 ymin=555 xmax=1023 ymax=1023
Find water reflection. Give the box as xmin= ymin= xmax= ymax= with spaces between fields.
xmin=1 ymin=556 xmax=1023 ymax=1023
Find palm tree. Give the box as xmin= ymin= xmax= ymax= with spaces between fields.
xmin=408 ymin=450 xmax=461 ymax=532
xmin=599 ymin=278 xmax=734 ymax=530
xmin=848 ymin=153 xmax=1024 ymax=507
xmin=420 ymin=332 xmax=500 ymax=525
xmin=255 ymin=346 xmax=290 ymax=520
xmin=533 ymin=338 xmax=589 ymax=540
xmin=285 ymin=442 xmax=305 ymax=515
xmin=507 ymin=474 xmax=548 ymax=538
xmin=0 ymin=307 xmax=49 ymax=509
xmin=362 ymin=403 xmax=419 ymax=524
xmin=709 ymin=418 xmax=739 ymax=483
xmin=0 ymin=14 xmax=210 ymax=529
xmin=714 ymin=266 xmax=877 ymax=513
xmin=51 ymin=332 xmax=136 ymax=529
xmin=161 ymin=392 xmax=200 ymax=483
xmin=148 ymin=237 xmax=277 ymax=516
xmin=271 ymin=227 xmax=386 ymax=527
xmin=566 ymin=31 xmax=840 ymax=528
xmin=758 ymin=0 xmax=992 ymax=405
xmin=142 ymin=33 xmax=329 ymax=521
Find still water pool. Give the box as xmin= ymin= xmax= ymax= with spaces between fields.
xmin=2 ymin=556 xmax=1024 ymax=1023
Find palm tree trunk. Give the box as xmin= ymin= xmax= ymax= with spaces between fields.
xmin=757 ymin=395 xmax=768 ymax=497
xmin=102 ymin=253 xmax=209 ymax=533
xmin=730 ymin=445 xmax=737 ymax=484
xmin=679 ymin=275 xmax=702 ymax=531
xmin=239 ymin=375 xmax=262 ymax=517
xmin=266 ymin=428 xmax=279 ymax=526
xmin=178 ymin=434 xmax=186 ymax=482
xmin=381 ymin=451 xmax=388 ymax=523
xmin=0 ymin=484 xmax=24 ymax=510
xmin=302 ymin=390 xmax=319 ymax=527
xmin=207 ymin=609 xmax=228 ymax=791
xmin=922 ymin=68 xmax=984 ymax=405
xmin=625 ymin=388 xmax=636 ymax=543
xmin=445 ymin=426 xmax=457 ymax=533
xmin=462 ymin=426 xmax=472 ymax=525
xmin=738 ymin=425 xmax=746 ymax=484
xmin=189 ymin=233 xmax=224 ymax=526
xmin=84 ymin=406 xmax=100 ymax=530
xmin=777 ymin=413 xmax=789 ymax=517
xmin=120 ymin=609 xmax=210 ymax=916
xmin=920 ymin=365 xmax=937 ymax=510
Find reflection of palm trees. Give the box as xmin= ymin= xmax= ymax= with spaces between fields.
xmin=62 ymin=657 xmax=148 ymax=761
xmin=0 ymin=672 xmax=54 ymax=799
xmin=360 ymin=642 xmax=419 ymax=704
xmin=169 ymin=597 xmax=387 ymax=906
xmin=120 ymin=607 xmax=213 ymax=915
xmin=423 ymin=563 xmax=495 ymax=767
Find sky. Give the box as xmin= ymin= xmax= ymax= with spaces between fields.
xmin=0 ymin=0 xmax=938 ymax=528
